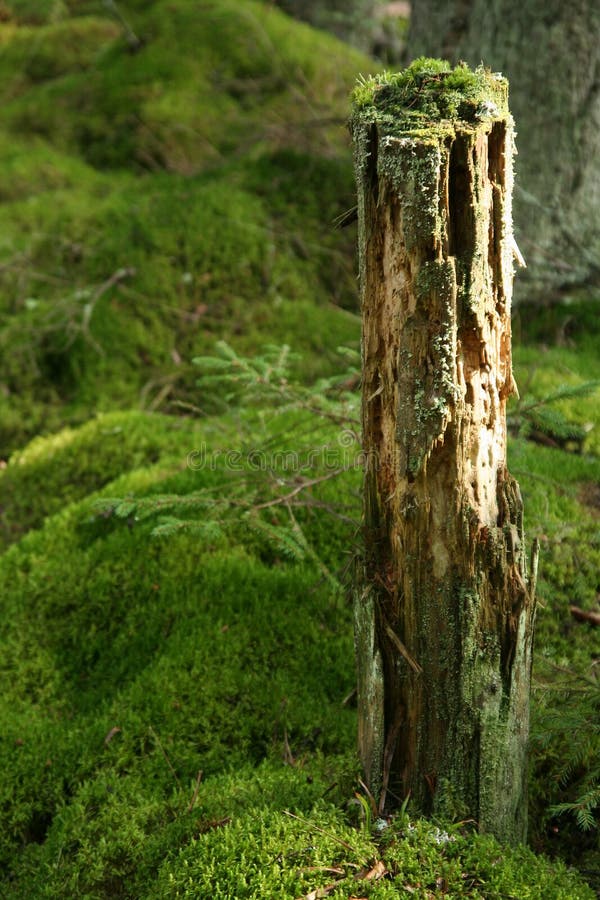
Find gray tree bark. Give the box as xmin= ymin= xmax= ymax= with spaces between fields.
xmin=352 ymin=62 xmax=538 ymax=844
xmin=407 ymin=0 xmax=600 ymax=302
xmin=273 ymin=0 xmax=378 ymax=52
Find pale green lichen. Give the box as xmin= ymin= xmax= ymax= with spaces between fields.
xmin=379 ymin=139 xmax=442 ymax=249
xmin=397 ymin=260 xmax=458 ymax=476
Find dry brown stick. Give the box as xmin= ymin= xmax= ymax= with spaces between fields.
xmin=570 ymin=605 xmax=600 ymax=627
xmin=186 ymin=770 xmax=203 ymax=813
xmin=385 ymin=624 xmax=423 ymax=675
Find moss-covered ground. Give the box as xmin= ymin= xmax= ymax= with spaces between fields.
xmin=1 ymin=402 xmax=597 ymax=898
xmin=0 ymin=0 xmax=365 ymax=457
xmin=0 ymin=3 xmax=599 ymax=897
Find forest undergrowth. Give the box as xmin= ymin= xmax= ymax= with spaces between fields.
xmin=0 ymin=1 xmax=598 ymax=897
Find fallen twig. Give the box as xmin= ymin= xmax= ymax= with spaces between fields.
xmin=569 ymin=605 xmax=600 ymax=627
xmin=186 ymin=769 xmax=203 ymax=813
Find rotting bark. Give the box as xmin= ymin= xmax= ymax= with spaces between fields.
xmin=351 ymin=60 xmax=538 ymax=844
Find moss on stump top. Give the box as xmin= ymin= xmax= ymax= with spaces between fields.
xmin=351 ymin=57 xmax=509 ymax=139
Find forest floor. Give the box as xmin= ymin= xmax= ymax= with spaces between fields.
xmin=0 ymin=2 xmax=598 ymax=898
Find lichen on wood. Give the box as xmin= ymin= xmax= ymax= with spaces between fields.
xmin=352 ymin=58 xmax=536 ymax=844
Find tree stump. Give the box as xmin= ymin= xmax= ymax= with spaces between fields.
xmin=351 ymin=59 xmax=538 ymax=844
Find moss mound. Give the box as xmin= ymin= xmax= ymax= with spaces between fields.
xmin=0 ymin=411 xmax=356 ymax=895
xmin=0 ymin=0 xmax=368 ymax=455
xmin=0 ymin=410 xmax=196 ymax=548
xmin=0 ymin=1 xmax=364 ymax=167
xmin=0 ymin=409 xmax=595 ymax=898
xmin=155 ymin=809 xmax=592 ymax=899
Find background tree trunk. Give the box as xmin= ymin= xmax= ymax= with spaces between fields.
xmin=273 ymin=0 xmax=378 ymax=52
xmin=352 ymin=63 xmax=538 ymax=843
xmin=407 ymin=0 xmax=600 ymax=303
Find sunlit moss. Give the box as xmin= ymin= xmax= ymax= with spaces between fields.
xmin=352 ymin=57 xmax=509 ymax=133
xmin=0 ymin=1 xmax=370 ymax=454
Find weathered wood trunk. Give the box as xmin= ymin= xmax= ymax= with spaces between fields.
xmin=351 ymin=61 xmax=538 ymax=844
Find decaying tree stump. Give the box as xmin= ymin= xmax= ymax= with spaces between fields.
xmin=351 ymin=59 xmax=538 ymax=843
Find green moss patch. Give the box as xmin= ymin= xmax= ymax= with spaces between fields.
xmin=0 ymin=417 xmax=357 ymax=894
xmin=0 ymin=153 xmax=360 ymax=455
xmin=351 ymin=57 xmax=509 ymax=138
xmin=0 ymin=403 xmax=596 ymax=897
xmin=0 ymin=1 xmax=368 ymax=455
xmin=0 ymin=410 xmax=203 ymax=549
xmin=153 ymin=809 xmax=592 ymax=899
xmin=1 ymin=1 xmax=367 ymax=169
